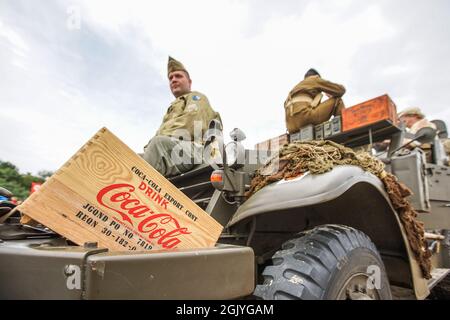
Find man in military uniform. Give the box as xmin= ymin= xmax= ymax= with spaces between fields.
xmin=375 ymin=107 xmax=439 ymax=155
xmin=398 ymin=107 xmax=437 ymax=161
xmin=284 ymin=68 xmax=346 ymax=134
xmin=143 ymin=57 xmax=222 ymax=177
xmin=398 ymin=107 xmax=437 ymax=135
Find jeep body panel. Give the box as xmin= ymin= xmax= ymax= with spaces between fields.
xmin=0 ymin=238 xmax=254 ymax=300
xmin=228 ymin=165 xmax=385 ymax=226
xmin=83 ymin=244 xmax=254 ymax=300
xmin=227 ymin=165 xmax=430 ymax=299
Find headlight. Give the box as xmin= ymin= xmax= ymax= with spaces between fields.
xmin=225 ymin=141 xmax=245 ymax=168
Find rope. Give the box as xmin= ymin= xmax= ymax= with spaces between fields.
xmin=246 ymin=140 xmax=432 ymax=279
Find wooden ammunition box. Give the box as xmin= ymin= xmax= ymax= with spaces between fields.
xmin=315 ymin=124 xmax=324 ymax=140
xmin=323 ymin=121 xmax=333 ymax=138
xmin=19 ymin=127 xmax=223 ymax=252
xmin=342 ymin=94 xmax=398 ymax=132
xmin=300 ymin=125 xmax=315 ymax=141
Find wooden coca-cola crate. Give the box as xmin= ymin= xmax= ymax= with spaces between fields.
xmin=269 ymin=134 xmax=289 ymax=151
xmin=18 ymin=128 xmax=223 ymax=252
xmin=342 ymin=94 xmax=398 ymax=131
xmin=255 ymin=139 xmax=270 ymax=151
xmin=255 ymin=134 xmax=289 ymax=151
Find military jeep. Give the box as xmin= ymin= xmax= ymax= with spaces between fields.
xmin=1 ymin=118 xmax=449 ymax=300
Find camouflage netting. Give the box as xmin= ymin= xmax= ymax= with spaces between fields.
xmin=246 ymin=140 xmax=432 ymax=279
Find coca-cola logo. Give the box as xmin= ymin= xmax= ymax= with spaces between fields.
xmin=96 ymin=183 xmax=191 ymax=249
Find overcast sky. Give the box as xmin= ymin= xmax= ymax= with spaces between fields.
xmin=1 ymin=0 xmax=449 ymax=175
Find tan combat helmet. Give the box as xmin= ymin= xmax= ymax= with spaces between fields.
xmin=398 ymin=107 xmax=425 ymax=119
xmin=167 ymin=56 xmax=189 ymax=78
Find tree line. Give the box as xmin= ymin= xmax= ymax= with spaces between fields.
xmin=0 ymin=160 xmax=53 ymax=200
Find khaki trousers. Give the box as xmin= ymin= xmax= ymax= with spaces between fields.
xmin=142 ymin=136 xmax=203 ymax=177
xmin=285 ymin=98 xmax=345 ymax=134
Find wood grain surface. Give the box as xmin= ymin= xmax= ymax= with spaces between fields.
xmin=19 ymin=127 xmax=223 ymax=251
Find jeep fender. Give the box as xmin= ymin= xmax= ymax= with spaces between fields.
xmin=228 ymin=165 xmax=429 ymax=299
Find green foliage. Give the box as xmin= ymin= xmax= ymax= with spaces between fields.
xmin=0 ymin=160 xmax=52 ymax=200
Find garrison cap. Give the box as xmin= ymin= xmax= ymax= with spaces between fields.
xmin=304 ymin=68 xmax=321 ymax=79
xmin=398 ymin=107 xmax=425 ymax=119
xmin=167 ymin=56 xmax=189 ymax=78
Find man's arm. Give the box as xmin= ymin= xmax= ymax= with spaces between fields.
xmin=184 ymin=93 xmax=221 ymax=141
xmin=315 ymin=78 xmax=346 ymax=97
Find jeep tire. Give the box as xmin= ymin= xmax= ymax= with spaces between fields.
xmin=254 ymin=225 xmax=392 ymax=300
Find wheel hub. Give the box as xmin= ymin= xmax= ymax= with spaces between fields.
xmin=337 ymin=273 xmax=380 ymax=300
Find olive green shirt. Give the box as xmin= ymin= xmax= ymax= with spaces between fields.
xmin=288 ymin=75 xmax=346 ymax=99
xmin=156 ymin=91 xmax=221 ymax=143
